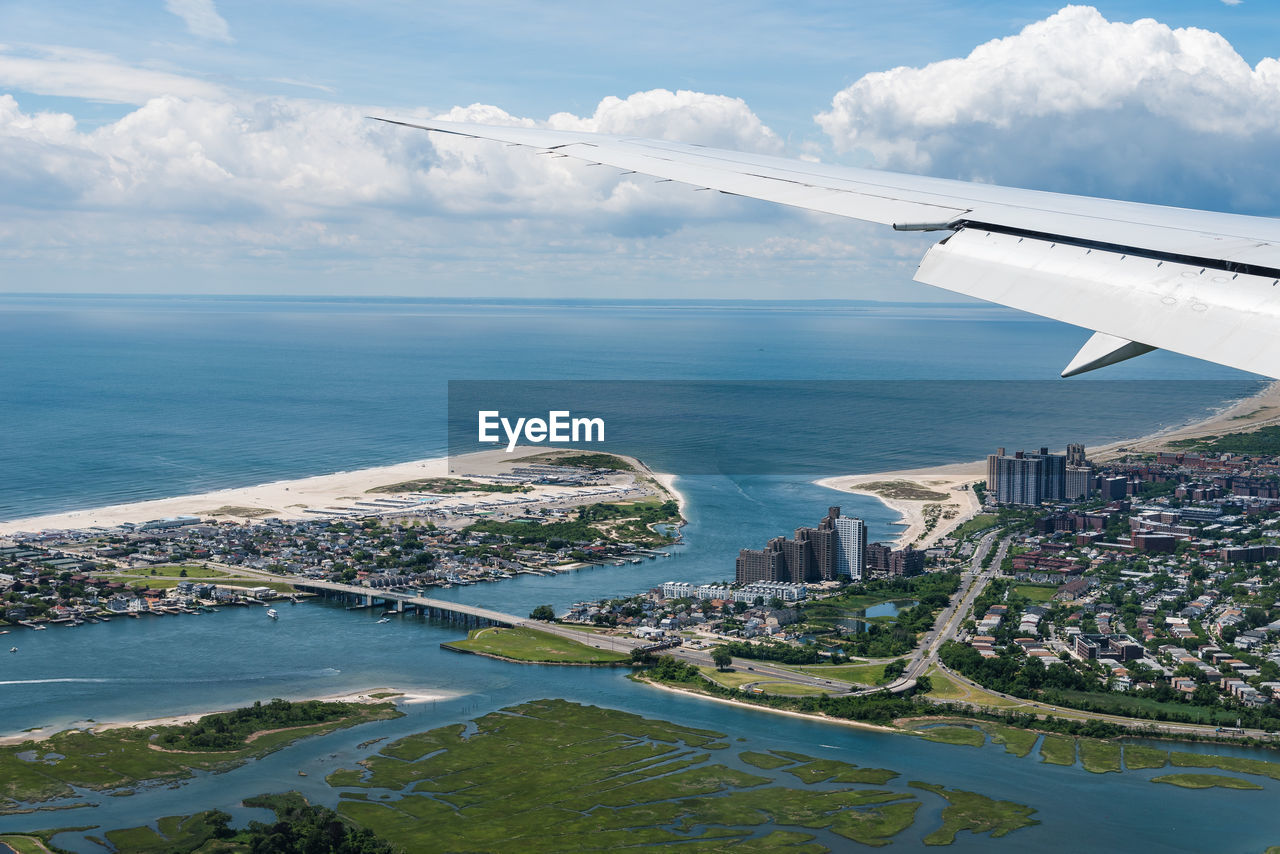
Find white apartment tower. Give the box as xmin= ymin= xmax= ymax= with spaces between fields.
xmin=833 ymin=512 xmax=866 ymax=581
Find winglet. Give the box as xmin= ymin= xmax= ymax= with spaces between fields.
xmin=1062 ymin=332 xmax=1157 ymax=377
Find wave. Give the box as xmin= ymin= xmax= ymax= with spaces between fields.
xmin=0 ymin=668 xmax=342 ymax=687
xmin=0 ymin=678 xmax=113 ymax=685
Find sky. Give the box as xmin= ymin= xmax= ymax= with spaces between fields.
xmin=0 ymin=1 xmax=1277 ymax=299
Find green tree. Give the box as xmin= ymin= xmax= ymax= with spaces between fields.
xmin=914 ymin=674 xmax=933 ymax=694
xmin=711 ymin=646 xmax=733 ymax=671
xmin=528 ymin=604 xmax=556 ymax=621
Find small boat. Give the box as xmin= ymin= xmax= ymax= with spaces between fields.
xmin=32 ymin=625 xmax=46 ymax=631
xmin=376 ymin=617 xmax=391 ymax=624
xmin=266 ymin=608 xmax=279 ymax=620
xmin=8 ymin=647 xmax=16 ymax=654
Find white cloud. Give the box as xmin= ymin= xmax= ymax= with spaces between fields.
xmin=0 ymin=45 xmax=225 ymax=103
xmin=815 ymin=5 xmax=1280 ymax=212
xmin=164 ymin=0 xmax=232 ymax=43
xmin=0 ymin=59 xmax=838 ymax=295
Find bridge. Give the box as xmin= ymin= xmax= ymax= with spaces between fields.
xmin=291 ymin=579 xmax=520 ymax=627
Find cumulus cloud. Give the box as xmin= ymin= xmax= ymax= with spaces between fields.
xmin=815 ymin=5 xmax=1280 ymax=213
xmin=0 ymin=58 xmax=823 ymax=293
xmin=164 ymin=0 xmax=232 ymax=43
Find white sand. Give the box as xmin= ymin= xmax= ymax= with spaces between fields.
xmin=817 ymin=467 xmax=984 ymax=550
xmin=651 ymin=472 xmax=687 ymax=517
xmin=0 ymin=447 xmax=679 ymax=536
xmin=0 ymin=686 xmax=455 ymax=745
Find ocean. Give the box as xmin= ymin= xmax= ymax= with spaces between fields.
xmin=0 ymin=295 xmax=1272 ymax=852
xmin=0 ymin=294 xmax=1257 ymax=520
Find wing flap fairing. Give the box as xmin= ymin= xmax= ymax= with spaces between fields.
xmin=914 ymin=227 xmax=1280 ymax=377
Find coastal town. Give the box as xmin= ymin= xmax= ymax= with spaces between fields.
xmin=0 ymin=455 xmax=683 ymax=632
xmin=521 ymin=430 xmax=1280 ymax=732
xmin=8 ymin=421 xmax=1280 ymax=737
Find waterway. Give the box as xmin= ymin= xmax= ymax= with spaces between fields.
xmin=1 ymin=296 xmax=1275 ymax=850
xmin=0 ymin=597 xmax=1274 ymax=853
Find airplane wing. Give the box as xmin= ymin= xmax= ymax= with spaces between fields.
xmin=374 ymin=117 xmax=1280 ymax=379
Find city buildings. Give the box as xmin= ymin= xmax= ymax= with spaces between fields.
xmin=734 ymin=507 xmax=870 ymax=584
xmin=987 ymin=445 xmax=1089 ymax=505
xmin=863 ymin=542 xmax=926 ymax=577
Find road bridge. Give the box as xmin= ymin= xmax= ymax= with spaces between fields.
xmin=291 ymin=579 xmax=520 ymax=627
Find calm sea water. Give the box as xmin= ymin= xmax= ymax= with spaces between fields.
xmin=0 ymin=296 xmax=1271 ymax=851
xmin=0 ymin=295 xmax=1256 ymax=519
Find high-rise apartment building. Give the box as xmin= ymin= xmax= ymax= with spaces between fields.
xmin=735 ymin=506 xmax=864 ymax=584
xmin=1065 ymin=464 xmax=1094 ymax=500
xmin=833 ymin=511 xmax=866 ymax=581
xmin=987 ymin=445 xmax=1071 ymax=505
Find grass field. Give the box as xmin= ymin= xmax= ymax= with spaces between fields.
xmin=140 ymin=565 xmax=227 ymax=578
xmin=0 ymin=701 xmax=398 ymax=810
xmin=981 ymin=724 xmax=1038 ymax=758
xmin=103 ymin=812 xmax=232 ymax=853
xmin=1168 ymin=751 xmax=1280 ymax=781
xmin=922 ymin=667 xmax=970 ymax=700
xmin=755 ymin=682 xmax=829 ymax=697
xmin=1123 ymin=745 xmax=1168 ymax=770
xmin=320 ymin=698 xmax=1033 ymax=852
xmin=792 ymin=661 xmax=899 ymax=686
xmin=921 ymin=667 xmax=1025 ymax=709
xmin=909 ymin=782 xmax=1039 ymax=845
xmin=1151 ymin=774 xmax=1264 ymax=790
xmin=952 ymin=514 xmax=998 ymax=539
xmin=1039 ymin=734 xmax=1077 ymax=766
xmin=700 ymin=667 xmax=762 ymax=690
xmin=917 ymin=726 xmax=986 ymax=748
xmin=1078 ymin=740 xmax=1122 ymax=774
xmin=441 ymin=627 xmax=631 ymax=664
xmin=0 ymin=836 xmax=56 ymax=854
xmin=1053 ymin=689 xmax=1221 ymax=724
xmin=739 ymin=751 xmax=794 ymax=770
xmin=1012 ymin=584 xmax=1058 ymax=604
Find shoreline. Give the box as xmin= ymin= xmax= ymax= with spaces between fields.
xmin=0 ymin=686 xmax=453 ymax=746
xmin=0 ymin=447 xmax=685 ymax=536
xmin=633 ymin=675 xmax=900 ymax=736
xmin=818 ymin=380 xmax=1280 ymax=549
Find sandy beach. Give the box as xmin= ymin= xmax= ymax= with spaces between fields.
xmin=0 ymin=686 xmax=453 ymax=746
xmin=2 ymin=381 xmax=1272 ymax=545
xmin=636 ymin=676 xmax=900 ymax=736
xmin=0 ymin=447 xmax=684 ymax=537
xmin=819 ymin=380 xmax=1280 ymax=549
xmin=816 ymin=465 xmax=985 ymax=550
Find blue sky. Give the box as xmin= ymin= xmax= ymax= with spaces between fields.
xmin=0 ymin=2 xmax=1275 ymax=298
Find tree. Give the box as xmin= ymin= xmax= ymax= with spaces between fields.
xmin=711 ymin=647 xmax=733 ymax=671
xmin=914 ymin=674 xmax=933 ymax=694
xmin=1192 ymin=683 xmax=1220 ymax=707
xmin=529 ymin=604 xmax=556 ymax=621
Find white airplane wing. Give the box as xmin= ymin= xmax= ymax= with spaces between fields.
xmin=375 ymin=117 xmax=1280 ymax=378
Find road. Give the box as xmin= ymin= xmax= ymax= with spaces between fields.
xmin=871 ymin=530 xmax=1004 ymax=695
